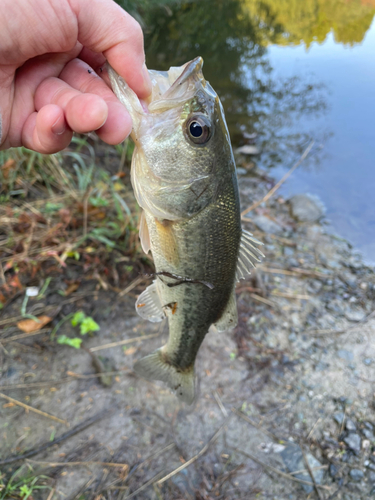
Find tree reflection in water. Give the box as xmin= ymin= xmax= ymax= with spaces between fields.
xmin=118 ymin=0 xmax=375 ymax=170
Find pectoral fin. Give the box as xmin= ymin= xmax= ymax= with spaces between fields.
xmin=236 ymin=230 xmax=264 ymax=281
xmin=214 ymin=291 xmax=238 ymax=331
xmin=135 ymin=281 xmax=165 ymax=323
xmin=139 ymin=211 xmax=151 ymax=254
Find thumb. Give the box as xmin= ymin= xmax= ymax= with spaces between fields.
xmin=68 ymin=0 xmax=151 ymax=98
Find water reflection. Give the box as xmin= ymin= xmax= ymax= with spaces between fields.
xmin=243 ymin=0 xmax=375 ymax=47
xmin=133 ymin=0 xmax=329 ymax=169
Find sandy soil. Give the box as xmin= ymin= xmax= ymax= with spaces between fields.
xmin=1 ymin=167 xmax=375 ymax=500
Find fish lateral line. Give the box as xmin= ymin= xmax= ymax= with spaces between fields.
xmin=143 ymin=271 xmax=214 ymax=290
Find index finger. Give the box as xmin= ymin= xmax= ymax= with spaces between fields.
xmin=68 ymin=0 xmax=151 ymax=98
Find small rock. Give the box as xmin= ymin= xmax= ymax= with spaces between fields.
xmin=281 ymin=444 xmax=324 ymax=494
xmin=330 ymin=463 xmax=339 ymax=478
xmin=346 ymin=419 xmax=357 ymax=432
xmin=345 ymin=308 xmax=366 ymax=322
xmin=289 ymin=193 xmax=326 ymax=223
xmin=349 ymin=469 xmax=364 ymax=482
xmin=364 ymin=358 xmax=373 ymax=366
xmin=368 ymin=471 xmax=375 ymax=483
xmin=344 ymin=434 xmax=361 ymax=454
xmin=236 ymin=167 xmax=247 ymax=175
xmin=235 ymin=145 xmax=260 ymax=155
xmin=365 ymin=422 xmax=374 ymax=430
xmin=363 ymin=440 xmax=371 ymax=450
xmin=371 ymin=486 xmax=375 ymax=496
xmin=337 ymin=349 xmax=354 ymax=362
xmin=252 ymin=215 xmax=284 ymax=235
xmin=363 ymin=429 xmax=375 ymax=440
xmin=334 ymin=412 xmax=345 ymax=425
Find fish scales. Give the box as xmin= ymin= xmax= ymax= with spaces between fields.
xmin=145 ymin=176 xmax=241 ymax=370
xmin=109 ymin=57 xmax=263 ymax=404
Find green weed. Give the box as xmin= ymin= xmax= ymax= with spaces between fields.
xmin=0 ymin=465 xmax=51 ymax=500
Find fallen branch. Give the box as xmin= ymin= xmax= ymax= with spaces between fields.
xmin=28 ymin=459 xmax=129 ymax=469
xmin=232 ymin=407 xmax=279 ymax=442
xmin=0 ymin=392 xmax=67 ymax=425
xmin=157 ymin=417 xmax=230 ymax=485
xmin=89 ymin=332 xmax=160 ymax=353
xmin=0 ymin=409 xmax=111 ymax=465
xmin=300 ymin=445 xmax=323 ymax=500
xmin=249 ymin=293 xmax=278 ymax=308
xmin=271 ymin=291 xmax=311 ymax=300
xmin=233 ymin=448 xmax=330 ymax=491
xmin=0 ymin=369 xmax=132 ymax=391
xmin=241 ymin=140 xmax=314 ymax=218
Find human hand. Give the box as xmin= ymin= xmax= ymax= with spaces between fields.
xmin=0 ymin=0 xmax=151 ymax=153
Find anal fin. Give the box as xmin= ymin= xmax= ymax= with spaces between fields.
xmin=214 ymin=291 xmax=238 ymax=332
xmin=135 ymin=281 xmax=165 ymax=323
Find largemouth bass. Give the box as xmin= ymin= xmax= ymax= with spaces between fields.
xmin=109 ymin=57 xmax=263 ymax=404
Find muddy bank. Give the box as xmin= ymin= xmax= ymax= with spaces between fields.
xmin=0 ymin=161 xmax=375 ymax=499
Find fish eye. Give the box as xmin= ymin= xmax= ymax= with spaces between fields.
xmin=186 ymin=115 xmax=211 ymax=145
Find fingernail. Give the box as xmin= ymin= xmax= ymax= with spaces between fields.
xmin=142 ymin=63 xmax=152 ymax=95
xmin=52 ymin=115 xmax=67 ymax=135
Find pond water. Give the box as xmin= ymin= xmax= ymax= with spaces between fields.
xmin=137 ymin=0 xmax=375 ymax=263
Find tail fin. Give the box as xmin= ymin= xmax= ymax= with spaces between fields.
xmin=133 ymin=349 xmax=195 ymax=404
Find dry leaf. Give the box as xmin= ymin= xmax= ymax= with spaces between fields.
xmin=9 ymin=275 xmax=23 ymax=291
xmin=123 ymin=346 xmax=137 ymax=356
xmin=17 ymin=315 xmax=52 ymax=333
xmin=64 ymin=282 xmax=79 ymax=296
xmin=1 ymin=158 xmax=16 ymax=179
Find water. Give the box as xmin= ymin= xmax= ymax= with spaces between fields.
xmin=138 ymin=0 xmax=375 ymax=262
xmin=268 ymin=26 xmax=375 ymax=263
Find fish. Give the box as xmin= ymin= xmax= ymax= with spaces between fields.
xmin=108 ymin=57 xmax=263 ymax=404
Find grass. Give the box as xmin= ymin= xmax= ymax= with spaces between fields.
xmin=0 ymin=464 xmax=51 ymax=500
xmin=0 ymin=136 xmax=149 ymax=305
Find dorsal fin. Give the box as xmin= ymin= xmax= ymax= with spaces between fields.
xmin=236 ymin=230 xmax=264 ymax=281
xmin=135 ymin=281 xmax=165 ymax=323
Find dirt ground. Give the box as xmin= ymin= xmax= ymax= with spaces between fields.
xmin=1 ymin=163 xmax=375 ymax=500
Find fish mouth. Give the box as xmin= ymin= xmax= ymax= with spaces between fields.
xmin=108 ymin=57 xmax=216 ymax=134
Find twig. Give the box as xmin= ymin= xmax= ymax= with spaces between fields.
xmin=0 ymin=369 xmax=132 ymax=391
xmin=241 ymin=140 xmax=314 ymax=218
xmin=306 ymin=329 xmax=346 ymax=336
xmin=0 ymin=261 xmax=5 ymax=285
xmin=233 ymin=448 xmax=330 ymax=491
xmin=157 ymin=417 xmax=230 ymax=485
xmin=27 ymin=459 xmax=129 ymax=468
xmin=249 ymin=293 xmax=278 ymax=308
xmin=289 ymin=465 xmax=328 ymax=476
xmin=1 ymin=328 xmax=51 ymax=344
xmin=0 ymin=409 xmax=111 ymax=465
xmin=271 ymin=291 xmax=311 ymax=300
xmin=89 ymin=332 xmax=160 ymax=352
xmin=232 ymin=407 xmax=279 ymax=442
xmin=300 ymin=445 xmax=323 ymax=500
xmin=103 ymin=443 xmax=175 ymax=493
xmin=306 ymin=417 xmax=322 ymax=440
xmin=119 ymin=276 xmax=148 ymax=297
xmin=119 ymin=470 xmax=167 ymax=498
xmin=0 ymin=392 xmax=67 ymax=425
xmin=258 ymin=266 xmax=329 ymax=280
xmin=46 ymin=488 xmax=55 ymax=500
xmin=213 ymin=390 xmax=228 ymax=417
